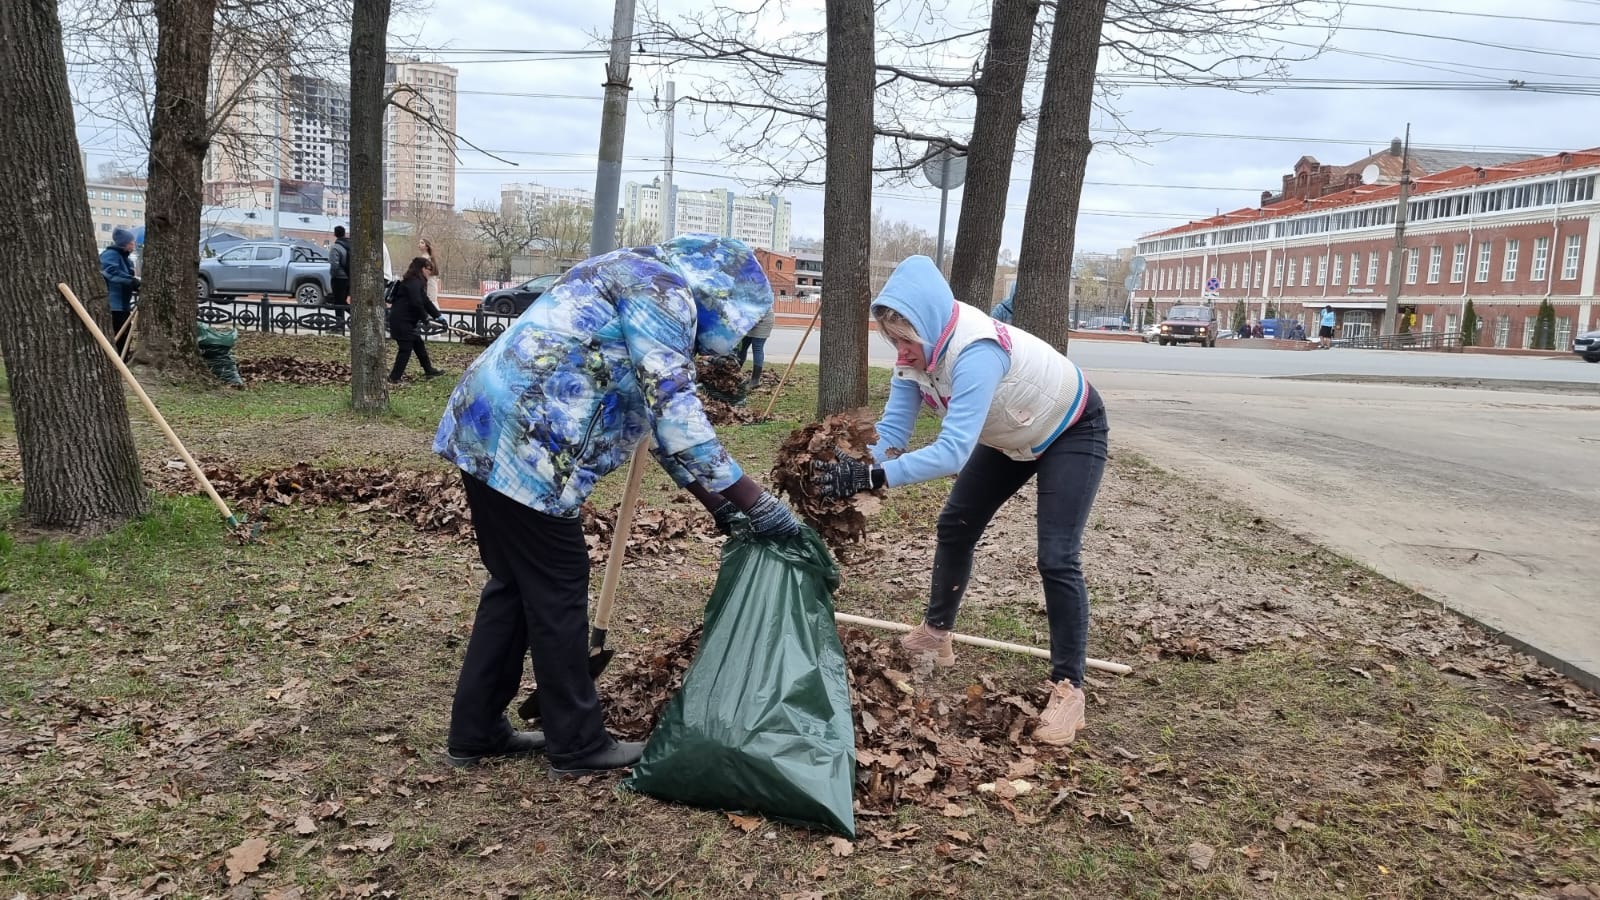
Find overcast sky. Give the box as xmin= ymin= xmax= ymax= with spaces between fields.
xmin=75 ymin=0 xmax=1600 ymax=255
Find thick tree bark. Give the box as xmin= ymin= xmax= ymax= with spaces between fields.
xmin=1014 ymin=0 xmax=1108 ymax=353
xmin=817 ymin=0 xmax=874 ymax=418
xmin=137 ymin=0 xmax=216 ymax=376
xmin=0 ymin=0 xmax=149 ymax=528
xmin=349 ymin=0 xmax=392 ymax=414
xmin=948 ymin=0 xmax=1040 ymax=309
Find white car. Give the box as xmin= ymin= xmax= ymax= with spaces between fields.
xmin=1575 ymin=329 xmax=1600 ymax=363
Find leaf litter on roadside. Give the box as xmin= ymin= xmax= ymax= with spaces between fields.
xmin=237 ymin=355 xmax=352 ymax=385
xmin=156 ymin=461 xmax=701 ymax=564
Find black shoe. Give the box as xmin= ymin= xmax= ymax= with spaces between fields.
xmin=549 ymin=739 xmax=645 ymax=777
xmin=445 ymin=730 xmax=548 ymax=768
xmin=423 ymin=369 xmax=447 ymax=379
xmin=387 ymin=377 xmax=404 ymax=385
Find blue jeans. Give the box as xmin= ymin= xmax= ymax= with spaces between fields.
xmin=925 ymin=389 xmax=1108 ymax=686
xmin=736 ymin=336 xmax=766 ymax=370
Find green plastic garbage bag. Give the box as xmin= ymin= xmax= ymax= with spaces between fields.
xmin=625 ymin=525 xmax=856 ymax=838
xmin=196 ymin=323 xmax=242 ymax=386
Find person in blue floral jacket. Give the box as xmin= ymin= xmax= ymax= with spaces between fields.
xmin=434 ymin=234 xmax=802 ymax=775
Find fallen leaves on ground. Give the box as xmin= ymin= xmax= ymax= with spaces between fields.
xmin=157 ymin=461 xmax=703 ymax=564
xmin=225 ymin=836 xmax=270 ymax=885
xmin=770 ymin=412 xmax=884 ymax=551
xmin=696 ymin=355 xmax=750 ymax=404
xmin=237 ymin=355 xmax=353 ymax=385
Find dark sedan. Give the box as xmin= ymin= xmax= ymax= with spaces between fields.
xmin=480 ymin=273 xmax=560 ymax=315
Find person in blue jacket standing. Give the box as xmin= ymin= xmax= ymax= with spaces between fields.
xmin=100 ymin=227 xmax=140 ymax=352
xmin=433 ymin=234 xmax=802 ymax=775
xmin=990 ymin=283 xmax=1015 ymax=324
xmin=812 ymin=256 xmax=1108 ymax=746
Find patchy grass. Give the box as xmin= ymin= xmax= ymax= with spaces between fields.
xmin=1 ymin=345 xmax=1597 ymax=898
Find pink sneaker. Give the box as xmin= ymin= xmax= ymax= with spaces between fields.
xmin=1033 ymin=680 xmax=1086 ymax=745
xmin=899 ymin=622 xmax=956 ymax=667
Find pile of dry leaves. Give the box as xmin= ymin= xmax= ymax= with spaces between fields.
xmin=696 ymin=355 xmax=749 ymax=404
xmin=771 ymin=412 xmax=884 ymax=549
xmin=591 ymin=624 xmax=1070 ymax=826
xmin=702 ymin=398 xmax=766 ymax=426
xmin=236 ymin=356 xmax=352 ymax=385
xmin=160 ymin=461 xmax=703 ymax=564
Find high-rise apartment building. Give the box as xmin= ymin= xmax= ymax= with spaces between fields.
xmin=204 ymin=65 xmax=352 ymax=218
xmin=500 ymin=183 xmax=594 ymax=219
xmin=383 ymin=57 xmax=459 ymax=216
xmin=623 ymin=178 xmax=792 ymax=252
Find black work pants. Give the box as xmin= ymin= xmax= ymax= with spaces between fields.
xmin=111 ymin=310 xmax=131 ymax=354
xmin=329 ymin=278 xmax=350 ymax=330
xmin=926 ymin=388 xmax=1108 ymax=687
xmin=448 ymin=474 xmax=610 ymax=765
xmin=389 ymin=336 xmax=434 ymax=380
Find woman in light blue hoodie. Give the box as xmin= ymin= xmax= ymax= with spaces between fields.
xmin=813 ymin=257 xmax=1108 ymax=745
xmin=434 ymin=235 xmax=802 ymax=775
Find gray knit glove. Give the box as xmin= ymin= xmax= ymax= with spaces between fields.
xmin=745 ymin=491 xmax=802 ymax=538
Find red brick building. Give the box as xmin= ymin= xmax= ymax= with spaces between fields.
xmin=1134 ymin=147 xmax=1600 ymax=347
xmin=755 ymin=248 xmax=798 ymax=299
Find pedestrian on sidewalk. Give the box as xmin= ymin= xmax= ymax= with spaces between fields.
xmin=735 ymin=305 xmax=775 ymax=388
xmin=811 ymin=255 xmax=1109 ymax=746
xmin=1319 ymin=305 xmax=1337 ymax=349
xmin=388 ymin=256 xmax=445 ymax=383
xmin=417 ymin=237 xmax=441 ymax=309
xmin=432 ymin=234 xmax=803 ymax=775
xmin=100 ymin=226 xmax=139 ymax=353
xmin=328 ymin=225 xmax=352 ymax=333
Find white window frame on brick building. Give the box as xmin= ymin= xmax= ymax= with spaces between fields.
xmin=1502 ymin=239 xmax=1520 ymax=281
xmin=1532 ymin=236 xmax=1550 ymax=282
xmin=1316 ymin=255 xmax=1328 ymax=286
xmin=1384 ymin=251 xmax=1393 ymax=284
xmin=1348 ymin=253 xmax=1360 ymax=286
xmin=1301 ymin=256 xmax=1312 ymax=286
xmin=1451 ymin=243 xmax=1466 ymax=283
xmin=1427 ymin=246 xmax=1442 ymax=283
xmin=1332 ymin=254 xmax=1343 ymax=285
xmin=1476 ymin=241 xmax=1492 ymax=282
xmin=1367 ymin=252 xmax=1378 ymax=285
xmin=1406 ymin=249 xmax=1419 ymax=284
xmin=1562 ymin=234 xmax=1581 ymax=279
xmin=1274 ymin=258 xmax=1284 ymax=287
xmin=1287 ymin=258 xmax=1297 ymax=286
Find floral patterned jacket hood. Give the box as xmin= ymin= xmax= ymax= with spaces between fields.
xmin=433 ymin=235 xmax=773 ymax=515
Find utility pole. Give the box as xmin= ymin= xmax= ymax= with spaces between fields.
xmin=662 ymin=80 xmax=675 ymax=240
xmin=590 ymin=0 xmax=636 ymax=257
xmin=1383 ymin=123 xmax=1412 ymax=334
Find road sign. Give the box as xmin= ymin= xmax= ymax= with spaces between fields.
xmin=1206 ymin=276 xmax=1220 ymax=292
xmin=1123 ymin=274 xmax=1140 ymax=292
xmin=921 ymin=151 xmax=968 ymax=190
xmin=1130 ymin=256 xmax=1147 ymax=275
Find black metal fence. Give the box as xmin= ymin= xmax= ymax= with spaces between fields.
xmin=1331 ymin=330 xmax=1464 ymax=352
xmin=196 ymin=298 xmax=516 ymax=343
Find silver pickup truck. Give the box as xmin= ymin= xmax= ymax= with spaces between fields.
xmin=198 ymin=241 xmax=332 ymax=305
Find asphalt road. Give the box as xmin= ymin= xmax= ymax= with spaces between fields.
xmin=763 ymin=325 xmax=1600 ymax=385
xmin=764 ymin=324 xmax=1600 ymax=688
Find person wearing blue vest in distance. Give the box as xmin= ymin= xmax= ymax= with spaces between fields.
xmin=811 ymin=256 xmax=1108 ymax=745
xmin=432 ymin=234 xmax=802 ymax=775
xmin=1319 ymin=305 xmax=1337 ymax=349
xmin=100 ymin=227 xmax=140 ymax=353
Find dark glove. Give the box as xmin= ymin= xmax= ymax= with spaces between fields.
xmin=811 ymin=449 xmax=883 ymax=499
xmin=744 ymin=490 xmax=801 ymax=538
xmin=131 ymin=277 xmax=142 ymax=291
xmin=710 ymin=501 xmax=741 ymax=536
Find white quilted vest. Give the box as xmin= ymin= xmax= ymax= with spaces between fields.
xmin=893 ymin=302 xmax=1089 ymax=461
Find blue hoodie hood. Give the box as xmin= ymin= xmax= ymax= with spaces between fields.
xmin=637 ymin=234 xmax=772 ymax=356
xmin=873 ymin=255 xmax=956 ymax=363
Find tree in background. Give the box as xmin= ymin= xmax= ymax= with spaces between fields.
xmin=1231 ymin=299 xmax=1247 ymax=333
xmin=818 ymin=0 xmax=875 ymax=417
xmin=1533 ymin=299 xmax=1556 ymax=350
xmin=1143 ymin=297 xmax=1157 ymax=329
xmin=870 ymin=210 xmax=941 ymax=293
xmin=466 ymin=201 xmax=537 ymax=283
xmin=348 ymin=0 xmax=391 ymax=414
xmin=1013 ymin=0 xmax=1110 ymax=351
xmin=1460 ymin=299 xmax=1481 ymax=347
xmin=0 ymin=0 xmax=148 ymax=527
xmin=533 ymin=203 xmax=597 ymax=268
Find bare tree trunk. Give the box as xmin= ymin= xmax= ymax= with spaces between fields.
xmin=817 ymin=0 xmax=874 ymax=418
xmin=136 ymin=0 xmax=217 ymax=377
xmin=349 ymin=0 xmax=392 ymax=414
xmin=1013 ymin=0 xmax=1107 ymax=353
xmin=948 ymin=0 xmax=1040 ymax=308
xmin=0 ymin=0 xmax=149 ymax=528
